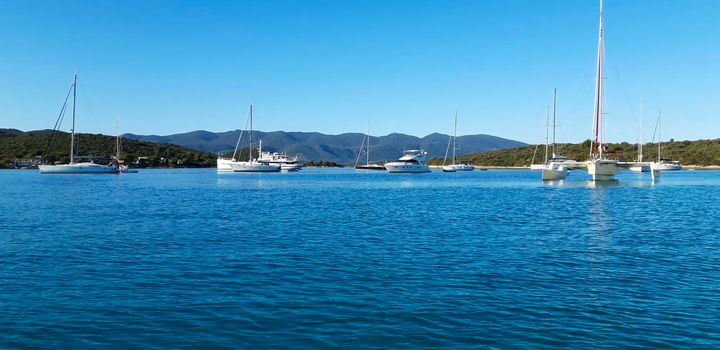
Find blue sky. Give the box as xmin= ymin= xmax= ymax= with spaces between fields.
xmin=1 ymin=0 xmax=718 ymax=144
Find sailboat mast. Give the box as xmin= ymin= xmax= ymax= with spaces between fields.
xmin=116 ymin=118 xmax=120 ymax=159
xmin=552 ymin=88 xmax=557 ymax=158
xmin=639 ymin=100 xmax=644 ymax=162
xmin=453 ymin=112 xmax=457 ymax=165
xmin=70 ymin=73 xmax=77 ymax=164
xmin=249 ymin=105 xmax=253 ymax=161
xmin=366 ymin=120 xmax=370 ymax=166
xmin=544 ymin=105 xmax=549 ymax=164
xmin=592 ymin=0 xmax=604 ymax=159
xmin=658 ymin=109 xmax=662 ymax=161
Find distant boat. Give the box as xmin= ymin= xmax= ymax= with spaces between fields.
xmin=384 ymin=150 xmax=431 ymax=173
xmin=116 ymin=119 xmax=138 ymax=174
xmin=442 ymin=112 xmax=474 ymax=172
xmin=586 ymin=0 xmax=618 ymax=181
xmin=217 ymin=105 xmax=281 ymax=172
xmin=258 ymin=151 xmax=304 ymax=171
xmin=541 ymin=89 xmax=569 ymax=181
xmin=354 ymin=121 xmax=385 ymax=170
xmin=630 ymin=100 xmax=650 ymax=173
xmin=38 ymin=74 xmax=119 ymax=174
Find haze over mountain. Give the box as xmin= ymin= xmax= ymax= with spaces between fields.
xmin=123 ymin=130 xmax=526 ymax=164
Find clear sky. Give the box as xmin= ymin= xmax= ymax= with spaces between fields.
xmin=1 ymin=0 xmax=718 ymax=144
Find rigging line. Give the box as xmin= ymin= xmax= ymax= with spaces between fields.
xmin=44 ymin=84 xmax=74 ymax=158
xmin=354 ymin=133 xmax=366 ymax=167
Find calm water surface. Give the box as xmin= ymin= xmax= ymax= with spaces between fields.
xmin=1 ymin=168 xmax=720 ymax=348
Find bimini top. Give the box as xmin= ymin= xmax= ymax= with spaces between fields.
xmin=398 ymin=150 xmax=428 ymax=162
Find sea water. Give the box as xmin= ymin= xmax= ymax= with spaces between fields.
xmin=1 ymin=168 xmax=719 ymax=348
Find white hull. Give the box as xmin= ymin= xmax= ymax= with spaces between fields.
xmin=217 ymin=158 xmax=237 ymax=172
xmin=442 ymin=164 xmax=474 ymax=172
xmin=541 ymin=163 xmax=568 ymax=181
xmin=280 ymin=163 xmax=303 ymax=171
xmin=656 ymin=163 xmax=682 ymax=171
xmin=629 ymin=164 xmax=650 ymax=173
xmin=385 ymin=162 xmax=431 ymax=173
xmin=39 ymin=163 xmax=119 ymax=174
xmin=587 ymin=159 xmax=618 ymax=181
xmin=230 ymin=162 xmax=281 ymax=172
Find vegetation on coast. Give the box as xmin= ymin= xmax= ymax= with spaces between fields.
xmin=428 ymin=139 xmax=720 ymax=167
xmin=0 ymin=129 xmax=215 ymax=168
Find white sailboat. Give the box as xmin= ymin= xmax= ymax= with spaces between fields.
xmin=225 ymin=105 xmax=280 ymax=173
xmin=586 ymin=0 xmax=618 ymax=181
xmin=442 ymin=112 xmax=474 ymax=172
xmin=116 ymin=119 xmax=138 ymax=173
xmin=652 ymin=109 xmax=683 ymax=171
xmin=38 ymin=74 xmax=119 ymax=174
xmin=354 ymin=121 xmax=385 ymax=170
xmin=629 ymin=100 xmax=649 ymax=172
xmin=541 ymin=89 xmax=568 ymax=180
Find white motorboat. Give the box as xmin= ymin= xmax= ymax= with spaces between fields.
xmin=585 ymin=0 xmax=617 ymax=181
xmin=258 ymin=150 xmax=303 ymax=171
xmin=39 ymin=74 xmax=119 ymax=175
xmin=385 ymin=150 xmax=431 ymax=173
xmin=442 ymin=112 xmax=474 ymax=173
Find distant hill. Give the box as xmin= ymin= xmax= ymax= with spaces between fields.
xmin=123 ymin=130 xmax=526 ymax=164
xmin=0 ymin=129 xmax=215 ymax=168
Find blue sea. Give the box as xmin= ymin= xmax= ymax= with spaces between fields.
xmin=2 ymin=168 xmax=720 ymax=348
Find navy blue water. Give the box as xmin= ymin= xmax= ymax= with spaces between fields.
xmin=2 ymin=168 xmax=720 ymax=348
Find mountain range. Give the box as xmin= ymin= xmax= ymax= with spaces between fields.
xmin=123 ymin=130 xmax=526 ymax=164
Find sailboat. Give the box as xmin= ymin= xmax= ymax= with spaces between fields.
xmin=652 ymin=109 xmax=683 ymax=171
xmin=442 ymin=112 xmax=474 ymax=172
xmin=226 ymin=105 xmax=280 ymax=172
xmin=116 ymin=119 xmax=138 ymax=173
xmin=541 ymin=89 xmax=568 ymax=180
xmin=354 ymin=121 xmax=385 ymax=170
xmin=585 ymin=0 xmax=618 ymax=181
xmin=629 ymin=100 xmax=649 ymax=172
xmin=38 ymin=74 xmax=119 ymax=174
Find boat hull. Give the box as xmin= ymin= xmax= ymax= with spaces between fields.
xmin=38 ymin=163 xmax=119 ymax=174
xmin=629 ymin=164 xmax=650 ymax=173
xmin=541 ymin=166 xmax=568 ymax=181
xmin=217 ymin=158 xmax=236 ymax=172
xmin=355 ymin=164 xmax=386 ymax=170
xmin=230 ymin=162 xmax=281 ymax=172
xmin=587 ymin=159 xmax=618 ymax=181
xmin=384 ymin=162 xmax=431 ymax=173
xmin=442 ymin=164 xmax=474 ymax=172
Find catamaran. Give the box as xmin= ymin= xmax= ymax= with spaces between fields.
xmin=38 ymin=74 xmax=119 ymax=174
xmin=354 ymin=121 xmax=385 ymax=170
xmin=442 ymin=112 xmax=474 ymax=172
xmin=586 ymin=0 xmax=618 ymax=181
xmin=541 ymin=89 xmax=569 ymax=180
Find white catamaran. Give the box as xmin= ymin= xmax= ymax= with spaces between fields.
xmin=442 ymin=112 xmax=474 ymax=172
xmin=38 ymin=74 xmax=119 ymax=174
xmin=586 ymin=0 xmax=618 ymax=181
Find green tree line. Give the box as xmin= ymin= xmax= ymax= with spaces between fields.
xmin=1 ymin=130 xmax=216 ymax=168
xmin=428 ymin=139 xmax=720 ymax=167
